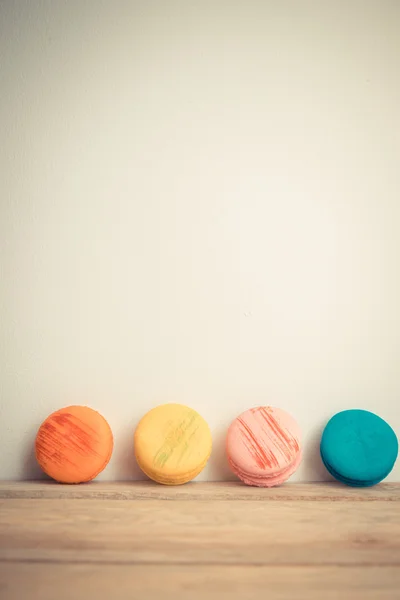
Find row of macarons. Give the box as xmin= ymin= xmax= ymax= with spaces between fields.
xmin=35 ymin=403 xmax=398 ymax=487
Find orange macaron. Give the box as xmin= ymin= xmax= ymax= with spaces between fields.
xmin=35 ymin=405 xmax=113 ymax=483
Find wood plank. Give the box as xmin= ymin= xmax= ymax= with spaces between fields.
xmin=0 ymin=481 xmax=399 ymax=501
xmin=0 ymin=498 xmax=399 ymax=565
xmin=0 ymin=564 xmax=399 ymax=600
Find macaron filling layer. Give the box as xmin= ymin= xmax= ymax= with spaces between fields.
xmin=136 ymin=453 xmax=210 ymax=485
xmin=228 ymin=449 xmax=302 ymax=487
xmin=320 ymin=450 xmax=394 ymax=487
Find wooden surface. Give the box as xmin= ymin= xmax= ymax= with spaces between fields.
xmin=1 ymin=480 xmax=399 ymax=500
xmin=0 ymin=482 xmax=399 ymax=599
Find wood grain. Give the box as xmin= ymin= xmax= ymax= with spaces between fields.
xmin=0 ymin=499 xmax=399 ymax=565
xmin=1 ymin=564 xmax=399 ymax=600
xmin=0 ymin=480 xmax=399 ymax=501
xmin=0 ymin=483 xmax=399 ymax=599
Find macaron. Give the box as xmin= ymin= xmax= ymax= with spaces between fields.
xmin=226 ymin=406 xmax=302 ymax=487
xmin=134 ymin=403 xmax=212 ymax=485
xmin=320 ymin=409 xmax=398 ymax=487
xmin=35 ymin=405 xmax=113 ymax=483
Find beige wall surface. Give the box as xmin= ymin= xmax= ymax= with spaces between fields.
xmin=0 ymin=1 xmax=399 ymax=481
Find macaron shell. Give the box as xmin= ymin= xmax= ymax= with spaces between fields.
xmin=320 ymin=409 xmax=398 ymax=486
xmin=134 ymin=404 xmax=212 ymax=485
xmin=226 ymin=406 xmax=301 ymax=481
xmin=35 ymin=405 xmax=113 ymax=484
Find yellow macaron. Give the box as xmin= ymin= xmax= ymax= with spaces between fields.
xmin=134 ymin=403 xmax=212 ymax=485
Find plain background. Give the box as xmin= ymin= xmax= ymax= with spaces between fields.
xmin=1 ymin=0 xmax=399 ymax=482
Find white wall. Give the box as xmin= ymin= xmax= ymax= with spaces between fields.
xmin=1 ymin=0 xmax=399 ymax=482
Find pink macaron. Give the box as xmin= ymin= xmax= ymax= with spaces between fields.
xmin=226 ymin=406 xmax=302 ymax=487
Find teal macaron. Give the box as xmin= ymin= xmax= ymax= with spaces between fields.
xmin=320 ymin=409 xmax=398 ymax=487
